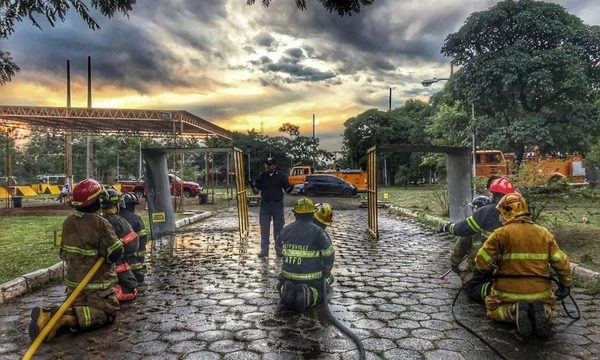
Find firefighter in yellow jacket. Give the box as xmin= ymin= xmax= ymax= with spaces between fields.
xmin=29 ymin=179 xmax=124 ymax=342
xmin=475 ymin=193 xmax=572 ymax=338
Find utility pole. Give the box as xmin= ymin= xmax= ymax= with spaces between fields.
xmin=389 ymin=88 xmax=392 ymax=111
xmin=312 ymin=113 xmax=315 ymax=139
xmin=65 ymin=60 xmax=73 ymax=184
xmin=138 ymin=141 xmax=142 ymax=179
xmin=471 ymin=103 xmax=476 ymax=197
xmin=86 ymin=56 xmax=93 ymax=179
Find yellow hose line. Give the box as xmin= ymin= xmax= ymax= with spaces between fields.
xmin=22 ymin=257 xmax=105 ymax=360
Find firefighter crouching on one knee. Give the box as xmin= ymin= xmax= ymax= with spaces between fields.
xmin=475 ymin=193 xmax=572 ymax=338
xmin=438 ymin=176 xmax=517 ymax=304
xmin=313 ymin=203 xmax=335 ymax=287
xmin=100 ymin=188 xmax=140 ymax=301
xmin=119 ymin=193 xmax=148 ymax=284
xmin=276 ymin=197 xmax=335 ymax=312
xmin=29 ymin=179 xmax=124 ymax=342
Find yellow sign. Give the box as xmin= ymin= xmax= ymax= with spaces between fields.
xmin=54 ymin=230 xmax=63 ymax=247
xmin=383 ymin=193 xmax=389 ymax=201
xmin=152 ymin=212 xmax=166 ymax=223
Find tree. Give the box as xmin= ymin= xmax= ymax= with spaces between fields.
xmin=442 ymin=0 xmax=600 ymax=164
xmin=0 ymin=0 xmax=136 ymax=84
xmin=278 ymin=123 xmax=300 ymax=138
xmin=341 ymin=100 xmax=433 ymax=184
xmin=246 ymin=0 xmax=374 ymax=16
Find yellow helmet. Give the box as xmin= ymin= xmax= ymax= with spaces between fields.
xmin=314 ymin=203 xmax=333 ymax=226
xmin=496 ymin=193 xmax=529 ymax=222
xmin=293 ymin=197 xmax=316 ymax=214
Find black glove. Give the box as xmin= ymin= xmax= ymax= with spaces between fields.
xmin=555 ymin=284 xmax=570 ymax=301
xmin=437 ymin=223 xmax=450 ymax=233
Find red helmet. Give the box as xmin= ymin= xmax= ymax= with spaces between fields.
xmin=487 ymin=177 xmax=516 ymax=195
xmin=72 ymin=179 xmax=105 ymax=207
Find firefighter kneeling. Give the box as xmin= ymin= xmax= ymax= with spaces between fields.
xmin=29 ymin=179 xmax=124 ymax=342
xmin=100 ymin=188 xmax=140 ymax=301
xmin=276 ymin=197 xmax=335 ymax=312
xmin=475 ymin=193 xmax=572 ymax=338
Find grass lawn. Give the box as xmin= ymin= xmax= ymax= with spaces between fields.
xmin=0 ymin=216 xmax=64 ymax=284
xmin=380 ymin=185 xmax=600 ymax=272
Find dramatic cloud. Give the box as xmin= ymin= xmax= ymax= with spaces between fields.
xmin=0 ymin=0 xmax=597 ymax=150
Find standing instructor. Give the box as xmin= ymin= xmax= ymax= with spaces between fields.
xmin=250 ymin=157 xmax=293 ymax=258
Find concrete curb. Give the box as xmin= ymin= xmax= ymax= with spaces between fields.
xmin=0 ymin=210 xmax=217 ymax=304
xmin=388 ymin=205 xmax=600 ymax=284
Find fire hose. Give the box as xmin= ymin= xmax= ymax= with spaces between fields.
xmin=441 ymin=267 xmax=581 ymax=360
xmin=320 ymin=256 xmax=365 ymax=360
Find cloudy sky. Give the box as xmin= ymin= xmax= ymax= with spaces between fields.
xmin=1 ymin=0 xmax=599 ymax=150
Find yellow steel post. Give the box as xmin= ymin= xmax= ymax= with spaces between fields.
xmin=367 ymin=146 xmax=378 ymax=239
xmin=22 ymin=257 xmax=105 ymax=360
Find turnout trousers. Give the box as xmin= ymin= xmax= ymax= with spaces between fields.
xmin=68 ymin=288 xmax=120 ymax=330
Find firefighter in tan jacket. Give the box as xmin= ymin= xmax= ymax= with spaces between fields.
xmin=29 ymin=179 xmax=124 ymax=342
xmin=475 ymin=193 xmax=572 ymax=338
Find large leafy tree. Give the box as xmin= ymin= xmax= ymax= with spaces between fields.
xmin=0 ymin=0 xmax=137 ymax=84
xmin=342 ymin=99 xmax=433 ymax=184
xmin=442 ymin=0 xmax=600 ymax=164
xmin=246 ymin=0 xmax=374 ymax=16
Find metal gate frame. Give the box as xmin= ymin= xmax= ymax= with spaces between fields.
xmin=367 ymin=146 xmax=378 ymax=238
xmin=143 ymin=147 xmax=249 ymax=242
xmin=366 ymin=144 xmax=471 ymax=240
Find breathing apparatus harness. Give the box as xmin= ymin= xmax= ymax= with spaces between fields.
xmin=451 ymin=272 xmax=581 ymax=360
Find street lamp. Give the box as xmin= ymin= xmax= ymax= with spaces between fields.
xmin=421 ymin=77 xmax=476 ymax=197
xmin=421 ymin=77 xmax=450 ymax=87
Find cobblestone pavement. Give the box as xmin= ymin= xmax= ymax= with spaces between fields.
xmin=1 ymin=208 xmax=599 ymax=359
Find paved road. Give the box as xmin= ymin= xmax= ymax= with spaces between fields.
xmin=0 ymin=207 xmax=598 ymax=359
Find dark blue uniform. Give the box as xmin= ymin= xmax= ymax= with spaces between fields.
xmin=254 ymin=170 xmax=292 ymax=256
xmin=276 ymin=215 xmax=335 ymax=311
xmin=446 ymin=204 xmax=503 ymax=304
xmin=119 ymin=207 xmax=148 ymax=283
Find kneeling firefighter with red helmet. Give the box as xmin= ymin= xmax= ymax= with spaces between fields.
xmin=276 ymin=197 xmax=335 ymax=312
xmin=438 ymin=176 xmax=517 ymax=303
xmin=100 ymin=188 xmax=140 ymax=301
xmin=28 ymin=179 xmax=124 ymax=342
xmin=475 ymin=193 xmax=572 ymax=338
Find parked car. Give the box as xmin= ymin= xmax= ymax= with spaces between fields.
xmin=120 ymin=174 xmax=202 ymax=198
xmin=301 ymin=174 xmax=357 ymax=197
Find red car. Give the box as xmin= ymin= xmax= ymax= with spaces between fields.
xmin=120 ymin=174 xmax=202 ymax=198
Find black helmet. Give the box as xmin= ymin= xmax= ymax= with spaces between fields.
xmin=122 ymin=192 xmax=140 ymax=206
xmin=469 ymin=195 xmax=491 ymax=211
xmin=100 ymin=188 xmax=120 ymax=209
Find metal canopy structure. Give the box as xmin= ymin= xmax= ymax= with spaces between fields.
xmin=0 ymin=105 xmax=232 ymax=139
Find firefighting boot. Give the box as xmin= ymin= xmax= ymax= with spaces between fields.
xmin=511 ymin=302 xmax=532 ymax=337
xmin=28 ymin=306 xmax=78 ymax=342
xmin=531 ymin=302 xmax=552 ymax=338
xmin=293 ymin=284 xmax=311 ymax=312
xmin=280 ymin=280 xmax=296 ymax=310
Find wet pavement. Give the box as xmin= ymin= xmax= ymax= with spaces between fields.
xmin=0 ymin=207 xmax=599 ymax=359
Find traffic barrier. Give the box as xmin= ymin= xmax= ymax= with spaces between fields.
xmin=0 ymin=186 xmax=10 ymax=198
xmin=42 ymin=185 xmax=61 ymax=195
xmin=16 ymin=186 xmax=37 ymax=197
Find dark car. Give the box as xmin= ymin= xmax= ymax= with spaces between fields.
xmin=302 ymin=174 xmax=357 ymax=197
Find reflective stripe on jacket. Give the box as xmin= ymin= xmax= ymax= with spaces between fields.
xmin=276 ymin=216 xmax=335 ymax=288
xmin=61 ymin=212 xmax=121 ymax=292
xmin=475 ymin=217 xmax=572 ymax=304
